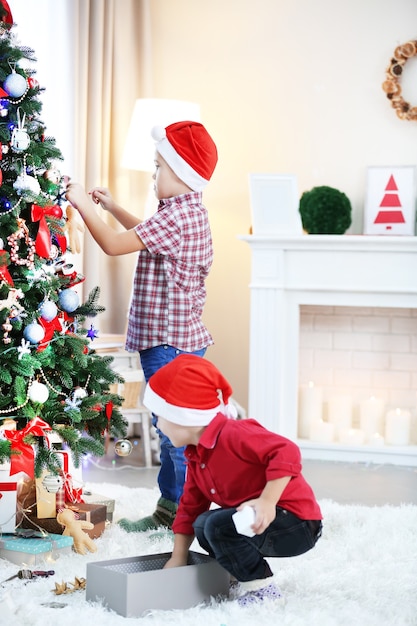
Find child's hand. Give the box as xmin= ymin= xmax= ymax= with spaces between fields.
xmin=65 ymin=183 xmax=90 ymax=211
xmin=163 ymin=554 xmax=188 ymax=569
xmin=237 ymin=498 xmax=277 ymax=535
xmin=89 ymin=187 xmax=115 ymax=212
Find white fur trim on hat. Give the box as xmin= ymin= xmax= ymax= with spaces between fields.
xmin=151 ymin=125 xmax=209 ymax=191
xmin=144 ymin=382 xmax=236 ymax=426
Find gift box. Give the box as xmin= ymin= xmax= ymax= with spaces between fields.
xmin=21 ymin=502 xmax=107 ymax=539
xmin=86 ymin=551 xmax=230 ymax=617
xmin=83 ymin=491 xmax=115 ymax=522
xmin=0 ymin=533 xmax=73 ymax=566
xmin=0 ymin=481 xmax=17 ymax=533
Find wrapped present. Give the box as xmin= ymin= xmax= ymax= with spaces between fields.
xmin=0 ymin=481 xmax=17 ymax=533
xmin=54 ymin=450 xmax=84 ymax=509
xmin=0 ymin=533 xmax=73 ymax=566
xmin=35 ymin=469 xmax=56 ymax=519
xmin=21 ymin=502 xmax=107 ymax=539
xmin=83 ymin=491 xmax=115 ymax=522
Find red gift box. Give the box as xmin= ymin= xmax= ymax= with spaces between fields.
xmin=0 ymin=481 xmax=17 ymax=533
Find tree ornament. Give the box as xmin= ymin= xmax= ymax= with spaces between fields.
xmin=10 ymin=108 xmax=30 ymax=152
xmin=0 ymin=99 xmax=8 ymax=117
xmin=42 ymin=473 xmax=63 ymax=493
xmin=28 ymin=380 xmax=49 ymax=403
xmin=39 ymin=299 xmax=58 ymax=321
xmin=13 ymin=172 xmax=41 ymax=201
xmin=27 ymin=76 xmax=39 ymax=90
xmin=72 ymin=387 xmax=88 ymax=401
xmin=4 ymin=69 xmax=27 ymax=98
xmin=114 ymin=439 xmax=133 ymax=456
xmin=7 ymin=218 xmax=36 ymax=268
xmin=23 ymin=321 xmax=45 ymax=344
xmin=58 ymin=288 xmax=79 ymax=312
xmin=43 ymin=168 xmax=61 ymax=185
xmin=86 ymin=324 xmax=99 ymax=340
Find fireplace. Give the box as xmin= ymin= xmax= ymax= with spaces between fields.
xmin=240 ymin=234 xmax=417 ymax=466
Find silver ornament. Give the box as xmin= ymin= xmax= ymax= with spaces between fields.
xmin=114 ymin=439 xmax=133 ymax=457
xmin=42 ymin=474 xmax=63 ymax=493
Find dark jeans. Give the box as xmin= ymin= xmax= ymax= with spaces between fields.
xmin=139 ymin=344 xmax=206 ymax=504
xmin=193 ymin=506 xmax=322 ymax=582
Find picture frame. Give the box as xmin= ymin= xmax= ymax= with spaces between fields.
xmin=249 ymin=173 xmax=302 ymax=235
xmin=364 ymin=166 xmax=416 ymax=235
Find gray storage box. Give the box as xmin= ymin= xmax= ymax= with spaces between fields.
xmin=86 ymin=551 xmax=230 ymax=617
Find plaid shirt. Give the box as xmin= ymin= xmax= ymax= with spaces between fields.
xmin=125 ymin=192 xmax=214 ymax=352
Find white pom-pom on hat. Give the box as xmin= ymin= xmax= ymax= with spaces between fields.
xmin=151 ymin=125 xmax=166 ymax=142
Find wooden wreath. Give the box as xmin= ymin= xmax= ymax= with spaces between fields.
xmin=382 ymin=40 xmax=417 ymax=120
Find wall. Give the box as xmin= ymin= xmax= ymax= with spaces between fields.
xmin=147 ymin=0 xmax=417 ymax=408
xmin=10 ymin=0 xmax=417 ymax=411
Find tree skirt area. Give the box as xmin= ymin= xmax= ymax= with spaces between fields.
xmin=1 ymin=483 xmax=416 ymax=626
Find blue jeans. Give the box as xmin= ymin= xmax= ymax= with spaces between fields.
xmin=139 ymin=344 xmax=206 ymax=504
xmin=193 ymin=507 xmax=322 ymax=582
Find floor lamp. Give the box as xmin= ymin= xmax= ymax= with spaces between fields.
xmin=121 ymin=98 xmax=201 ymax=218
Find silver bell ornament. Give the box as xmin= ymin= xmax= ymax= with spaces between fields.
xmin=114 ymin=439 xmax=133 ymax=457
xmin=11 ymin=108 xmax=30 ymax=152
xmin=42 ymin=474 xmax=63 ymax=493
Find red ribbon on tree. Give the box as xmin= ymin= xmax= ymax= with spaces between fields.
xmin=31 ymin=204 xmax=56 ymax=258
xmin=37 ymin=315 xmax=62 ymax=351
xmin=0 ymin=0 xmax=13 ymax=27
xmin=0 ymin=249 xmax=13 ymax=286
xmin=4 ymin=417 xmax=52 ymax=478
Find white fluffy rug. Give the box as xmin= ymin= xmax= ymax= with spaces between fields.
xmin=1 ymin=483 xmax=416 ymax=626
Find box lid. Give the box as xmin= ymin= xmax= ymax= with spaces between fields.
xmin=0 ymin=533 xmax=73 ymax=554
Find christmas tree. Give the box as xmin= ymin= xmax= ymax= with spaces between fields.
xmin=0 ymin=3 xmax=126 ymax=479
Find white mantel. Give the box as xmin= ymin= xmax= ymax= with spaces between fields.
xmin=240 ymin=234 xmax=417 ymax=466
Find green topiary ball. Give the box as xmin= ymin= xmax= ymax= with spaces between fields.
xmin=299 ymin=185 xmax=352 ymax=234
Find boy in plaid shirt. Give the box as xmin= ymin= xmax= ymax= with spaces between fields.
xmin=66 ymin=121 xmax=218 ymax=530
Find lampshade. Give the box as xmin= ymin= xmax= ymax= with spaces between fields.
xmin=121 ymin=98 xmax=201 ymax=172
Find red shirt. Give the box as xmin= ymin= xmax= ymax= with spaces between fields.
xmin=172 ymin=414 xmax=322 ymax=536
xmin=125 ymin=192 xmax=213 ymax=352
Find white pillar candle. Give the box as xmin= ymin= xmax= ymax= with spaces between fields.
xmin=339 ymin=428 xmax=366 ymax=446
xmin=369 ymin=432 xmax=385 ymax=447
xmin=359 ymin=396 xmax=385 ymax=442
xmin=385 ymin=408 xmax=411 ymax=446
xmin=327 ymin=395 xmax=352 ymax=440
xmin=309 ymin=419 xmax=334 ymax=443
xmin=298 ymin=381 xmax=323 ymax=438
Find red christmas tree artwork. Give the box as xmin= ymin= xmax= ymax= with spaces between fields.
xmin=373 ymin=175 xmax=406 ymax=230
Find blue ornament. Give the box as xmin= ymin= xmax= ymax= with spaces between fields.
xmin=0 ymin=197 xmax=11 ymax=213
xmin=86 ymin=324 xmax=99 ymax=340
xmin=58 ymin=289 xmax=79 ymax=313
xmin=39 ymin=300 xmax=58 ymax=321
xmin=23 ymin=322 xmax=45 ymax=344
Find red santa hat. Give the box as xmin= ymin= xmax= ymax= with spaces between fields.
xmin=151 ymin=121 xmax=218 ymax=191
xmin=143 ymin=354 xmax=236 ymax=426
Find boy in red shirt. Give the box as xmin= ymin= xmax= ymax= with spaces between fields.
xmin=143 ymin=354 xmax=323 ymax=606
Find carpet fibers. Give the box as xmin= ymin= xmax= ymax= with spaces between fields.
xmin=0 ymin=482 xmax=416 ymax=626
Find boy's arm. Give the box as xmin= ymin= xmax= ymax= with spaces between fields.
xmin=239 ymin=476 xmax=291 ymax=535
xmin=66 ymin=183 xmax=146 ymax=256
xmin=163 ymin=533 xmax=195 ymax=569
xmin=91 ymin=187 xmax=142 ymax=230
